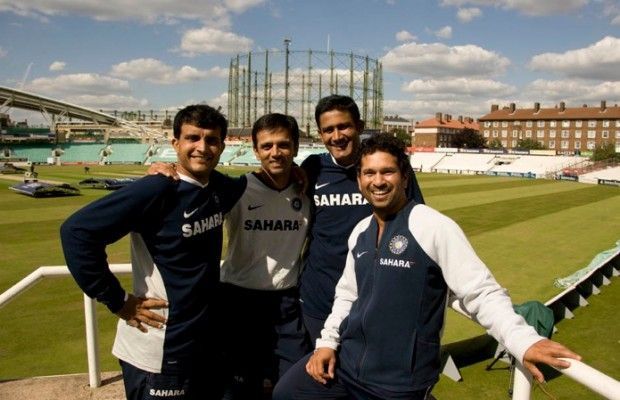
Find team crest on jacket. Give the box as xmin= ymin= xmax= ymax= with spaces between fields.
xmin=389 ymin=235 xmax=408 ymax=255
xmin=291 ymin=197 xmax=302 ymax=211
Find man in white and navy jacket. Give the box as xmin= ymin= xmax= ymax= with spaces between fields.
xmin=274 ymin=134 xmax=581 ymax=400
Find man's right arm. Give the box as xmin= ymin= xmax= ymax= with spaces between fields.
xmin=60 ymin=175 xmax=170 ymax=313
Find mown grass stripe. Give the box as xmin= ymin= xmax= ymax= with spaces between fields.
xmin=442 ymin=185 xmax=620 ymax=236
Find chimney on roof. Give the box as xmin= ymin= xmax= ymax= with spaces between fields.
xmin=560 ymin=101 xmax=565 ymax=112
xmin=458 ymin=115 xmax=463 ymax=123
xmin=446 ymin=114 xmax=451 ymax=122
xmin=583 ymin=104 xmax=588 ymax=107
xmin=601 ymin=100 xmax=607 ymax=111
xmin=534 ymin=102 xmax=540 ymax=112
xmin=509 ymin=103 xmax=516 ymax=113
xmin=491 ymin=104 xmax=499 ymax=112
xmin=435 ymin=112 xmax=442 ymax=122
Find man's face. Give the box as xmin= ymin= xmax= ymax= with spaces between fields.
xmin=357 ymin=150 xmax=408 ymax=216
xmin=318 ymin=109 xmax=362 ymax=166
xmin=253 ymin=127 xmax=297 ymax=179
xmin=171 ymin=123 xmax=224 ymax=184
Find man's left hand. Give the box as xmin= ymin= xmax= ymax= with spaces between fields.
xmin=523 ymin=338 xmax=581 ymax=382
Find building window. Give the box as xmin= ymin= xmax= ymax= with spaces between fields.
xmin=549 ymin=140 xmax=555 ymax=148
xmin=501 ymin=140 xmax=507 ymax=147
xmin=587 ymin=141 xmax=595 ymax=150
xmin=526 ymin=121 xmax=533 ymax=127
xmin=562 ymin=120 xmax=571 ymax=128
xmin=492 ymin=121 xmax=499 ymax=127
xmin=602 ymin=130 xmax=609 ymax=138
xmin=492 ymin=130 xmax=498 ymax=138
xmin=537 ymin=121 xmax=545 ymax=128
xmin=549 ymin=121 xmax=557 ymax=127
xmin=574 ymin=141 xmax=581 ymax=149
xmin=587 ymin=130 xmax=596 ymax=138
xmin=561 ymin=130 xmax=570 ymax=138
xmin=575 ymin=120 xmax=583 ymax=128
xmin=483 ymin=130 xmax=490 ymax=137
xmin=525 ymin=130 xmax=532 ymax=138
xmin=615 ymin=120 xmax=620 ymax=128
xmin=511 ymin=139 xmax=517 ymax=147
xmin=588 ymin=120 xmax=597 ymax=128
xmin=603 ymin=120 xmax=610 ymax=127
xmin=512 ymin=130 xmax=518 ymax=137
xmin=501 ymin=130 xmax=508 ymax=138
xmin=539 ymin=140 xmax=545 ymax=147
xmin=513 ymin=120 xmax=521 ymax=126
xmin=616 ymin=130 xmax=620 ymax=139
xmin=561 ymin=140 xmax=569 ymax=149
xmin=549 ymin=130 xmax=556 ymax=138
xmin=501 ymin=121 xmax=508 ymax=128
xmin=484 ymin=121 xmax=491 ymax=128
xmin=575 ymin=130 xmax=582 ymax=139
xmin=537 ymin=130 xmax=545 ymax=138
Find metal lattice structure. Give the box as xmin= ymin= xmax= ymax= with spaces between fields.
xmin=227 ymin=46 xmax=383 ymax=136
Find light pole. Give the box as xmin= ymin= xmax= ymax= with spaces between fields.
xmin=284 ymin=38 xmax=291 ymax=115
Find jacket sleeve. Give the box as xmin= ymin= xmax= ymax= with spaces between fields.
xmin=406 ymin=169 xmax=425 ymax=205
xmin=409 ymin=205 xmax=543 ymax=363
xmin=60 ymin=175 xmax=171 ymax=313
xmin=315 ymin=217 xmax=370 ymax=350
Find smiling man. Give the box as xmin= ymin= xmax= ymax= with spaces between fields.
xmin=218 ymin=113 xmax=311 ymax=399
xmin=61 ymin=104 xmax=243 ymax=400
xmin=274 ymin=134 xmax=580 ymax=400
xmin=299 ymin=95 xmax=425 ymax=344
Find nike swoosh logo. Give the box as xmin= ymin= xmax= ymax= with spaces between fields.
xmin=183 ymin=208 xmax=199 ymax=218
xmin=356 ymin=251 xmax=368 ymax=258
xmin=248 ymin=204 xmax=263 ymax=211
xmin=315 ymin=182 xmax=330 ymax=190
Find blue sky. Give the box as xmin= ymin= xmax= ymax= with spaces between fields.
xmin=1 ymin=0 xmax=619 ymax=126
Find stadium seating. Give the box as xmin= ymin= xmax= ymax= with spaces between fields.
xmin=7 ymin=144 xmax=57 ymax=163
xmin=432 ymin=153 xmax=495 ymax=174
xmin=578 ymin=165 xmax=620 ymax=185
xmin=489 ymin=155 xmax=587 ymax=178
xmin=409 ymin=152 xmax=446 ymax=172
xmin=105 ymin=143 xmax=150 ymax=164
xmin=61 ymin=144 xmax=106 ymax=163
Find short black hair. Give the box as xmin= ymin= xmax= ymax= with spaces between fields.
xmin=356 ymin=133 xmax=411 ymax=178
xmin=314 ymin=95 xmax=361 ymax=127
xmin=173 ymin=104 xmax=227 ymax=140
xmin=251 ymin=113 xmax=300 ymax=150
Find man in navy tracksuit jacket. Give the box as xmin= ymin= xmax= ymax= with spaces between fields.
xmin=299 ymin=95 xmax=424 ymax=343
xmin=61 ymin=105 xmax=244 ymax=400
xmin=274 ymin=134 xmax=581 ymax=400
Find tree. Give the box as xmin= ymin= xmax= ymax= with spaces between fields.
xmin=592 ymin=141 xmax=619 ymax=161
xmin=487 ymin=138 xmax=504 ymax=149
xmin=451 ymin=128 xmax=486 ymax=149
xmin=391 ymin=128 xmax=412 ymax=146
xmin=516 ymin=138 xmax=547 ymax=150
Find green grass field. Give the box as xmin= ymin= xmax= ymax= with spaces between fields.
xmin=0 ymin=165 xmax=618 ymax=399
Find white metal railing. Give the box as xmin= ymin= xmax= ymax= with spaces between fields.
xmin=1 ymin=263 xmax=620 ymax=398
xmin=513 ymin=358 xmax=620 ymax=400
xmin=0 ymin=264 xmax=131 ymax=388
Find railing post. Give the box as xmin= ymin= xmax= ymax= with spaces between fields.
xmin=83 ymin=294 xmax=101 ymax=388
xmin=511 ymin=361 xmax=532 ymax=400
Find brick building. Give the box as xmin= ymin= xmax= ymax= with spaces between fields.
xmin=382 ymin=115 xmax=413 ymax=134
xmin=412 ymin=113 xmax=478 ymax=147
xmin=478 ymin=101 xmax=620 ymax=153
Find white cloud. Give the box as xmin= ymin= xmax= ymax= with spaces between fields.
xmin=529 ymin=36 xmax=620 ymax=80
xmin=179 ymin=27 xmax=253 ymax=56
xmin=0 ymin=46 xmax=6 ymax=58
xmin=63 ymin=94 xmax=148 ymax=109
xmin=381 ymin=42 xmax=510 ymax=78
xmin=457 ymin=7 xmax=482 ymax=22
xmin=384 ymin=98 xmax=488 ymax=121
xmin=613 ymin=15 xmax=620 ymax=25
xmin=49 ymin=61 xmax=66 ymax=71
xmin=25 ymin=73 xmax=131 ymax=97
xmin=522 ymin=79 xmax=620 ymax=103
xmin=433 ymin=26 xmax=452 ymax=39
xmin=111 ymin=58 xmax=227 ymax=84
xmin=209 ymin=92 xmax=229 ymax=111
xmin=0 ymin=0 xmax=265 ymax=26
xmin=396 ymin=30 xmax=416 ymax=42
xmin=402 ymin=78 xmax=516 ymax=98
xmin=439 ymin=0 xmax=588 ymax=16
